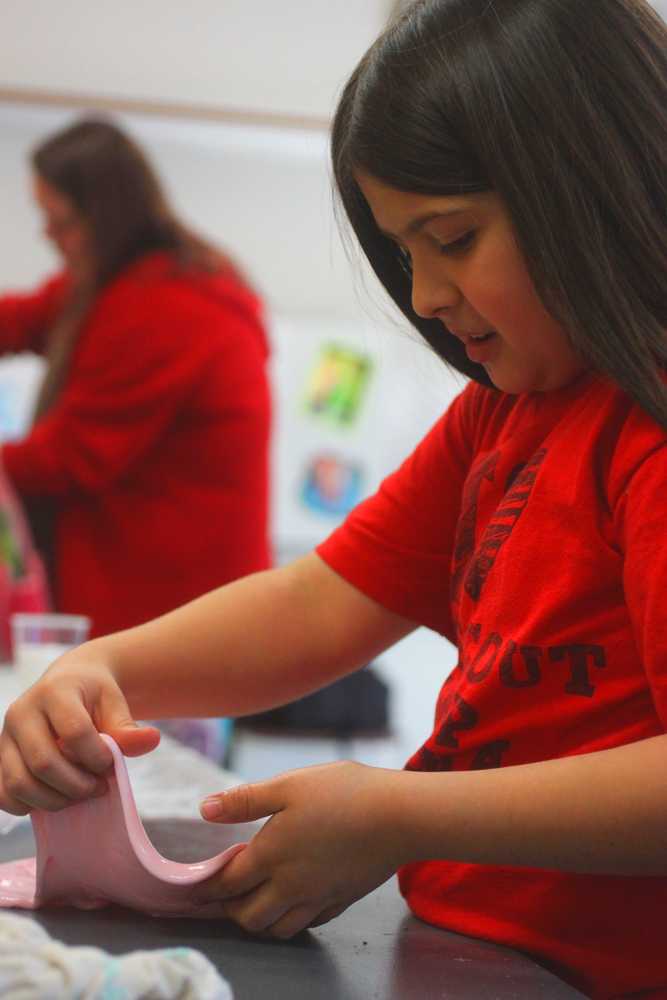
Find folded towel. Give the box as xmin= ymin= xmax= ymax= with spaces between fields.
xmin=0 ymin=912 xmax=232 ymax=999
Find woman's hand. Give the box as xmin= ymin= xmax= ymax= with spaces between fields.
xmin=0 ymin=645 xmax=159 ymax=815
xmin=196 ymin=760 xmax=407 ymax=938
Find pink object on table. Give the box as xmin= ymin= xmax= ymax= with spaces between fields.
xmin=0 ymin=735 xmax=245 ymax=917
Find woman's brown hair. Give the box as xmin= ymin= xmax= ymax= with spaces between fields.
xmin=32 ymin=116 xmax=233 ymax=288
xmin=30 ymin=117 xmax=239 ymax=421
xmin=332 ymin=0 xmax=667 ymax=427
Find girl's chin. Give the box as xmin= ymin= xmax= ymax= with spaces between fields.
xmin=487 ymin=366 xmax=586 ymax=395
xmin=483 ymin=361 xmax=546 ymax=395
xmin=483 ymin=367 xmax=529 ymax=395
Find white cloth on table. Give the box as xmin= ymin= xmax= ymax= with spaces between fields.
xmin=0 ymin=911 xmax=232 ymax=999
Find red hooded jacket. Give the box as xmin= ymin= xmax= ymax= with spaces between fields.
xmin=0 ymin=252 xmax=271 ymax=637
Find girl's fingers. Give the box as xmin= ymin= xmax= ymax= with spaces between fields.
xmin=0 ymin=665 xmax=159 ymax=816
xmin=0 ymin=734 xmax=78 ymax=812
xmin=0 ymin=780 xmax=30 ymax=816
xmin=97 ymin=685 xmax=161 ymax=758
xmin=3 ymin=711 xmax=103 ymax=801
xmin=109 ymin=724 xmax=161 ymax=758
xmin=0 ymin=735 xmax=32 ymax=815
xmin=197 ymin=845 xmax=267 ymax=903
xmin=266 ymin=904 xmax=323 ymax=939
xmin=200 ymin=777 xmax=286 ymax=825
xmin=48 ymin=699 xmax=116 ymax=775
xmin=203 ymin=870 xmax=341 ymax=939
xmin=308 ymin=903 xmax=347 ymax=928
xmin=219 ymin=885 xmax=288 ymax=934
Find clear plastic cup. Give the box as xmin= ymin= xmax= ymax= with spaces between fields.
xmin=10 ymin=613 xmax=91 ymax=690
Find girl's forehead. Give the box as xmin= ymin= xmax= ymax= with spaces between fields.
xmin=355 ymin=170 xmax=500 ymax=230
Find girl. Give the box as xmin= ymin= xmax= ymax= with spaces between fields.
xmin=0 ymin=1 xmax=665 ymax=996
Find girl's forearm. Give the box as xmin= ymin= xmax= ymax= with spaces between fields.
xmin=389 ymin=734 xmax=667 ymax=875
xmin=75 ymin=555 xmax=413 ymax=721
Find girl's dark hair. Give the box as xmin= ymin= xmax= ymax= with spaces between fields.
xmin=32 ymin=116 xmax=233 ymax=287
xmin=332 ymin=0 xmax=667 ymax=426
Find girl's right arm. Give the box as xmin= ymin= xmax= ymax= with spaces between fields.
xmin=0 ymin=553 xmax=416 ymax=815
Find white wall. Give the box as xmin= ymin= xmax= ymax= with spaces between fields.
xmin=0 ymin=1 xmax=392 ymax=120
xmin=2 ymin=0 xmax=661 ymax=124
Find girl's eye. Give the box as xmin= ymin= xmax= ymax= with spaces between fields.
xmin=438 ymin=231 xmax=476 ymax=256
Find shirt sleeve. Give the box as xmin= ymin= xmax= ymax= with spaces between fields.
xmin=2 ymin=281 xmax=259 ymax=498
xmin=317 ymin=383 xmax=479 ymax=639
xmin=0 ymin=274 xmax=68 ymax=354
xmin=614 ymin=440 xmax=667 ymax=727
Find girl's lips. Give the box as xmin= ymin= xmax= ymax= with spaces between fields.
xmin=465 ymin=331 xmax=499 ymax=363
xmin=447 ymin=327 xmax=495 ymax=342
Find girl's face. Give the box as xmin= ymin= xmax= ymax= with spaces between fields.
xmin=33 ymin=175 xmax=92 ymax=278
xmin=356 ymin=172 xmax=587 ymax=394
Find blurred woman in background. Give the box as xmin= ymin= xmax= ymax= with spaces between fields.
xmin=0 ymin=117 xmax=271 ymax=638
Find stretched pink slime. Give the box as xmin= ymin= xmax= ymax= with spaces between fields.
xmin=0 ymin=734 xmax=245 ymax=917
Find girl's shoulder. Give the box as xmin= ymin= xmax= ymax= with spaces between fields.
xmin=603 ymin=381 xmax=667 ymax=509
xmin=443 ymin=373 xmax=665 ymax=479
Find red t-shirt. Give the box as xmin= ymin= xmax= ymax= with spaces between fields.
xmin=0 ymin=253 xmax=271 ymax=637
xmin=317 ymin=373 xmax=667 ymax=999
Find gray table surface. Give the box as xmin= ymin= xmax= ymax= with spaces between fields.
xmin=0 ymin=818 xmax=585 ymax=999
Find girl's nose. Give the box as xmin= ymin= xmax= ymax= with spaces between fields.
xmin=410 ymin=259 xmax=461 ymax=319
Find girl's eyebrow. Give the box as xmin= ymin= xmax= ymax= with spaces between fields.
xmin=379 ymin=209 xmax=469 ymax=241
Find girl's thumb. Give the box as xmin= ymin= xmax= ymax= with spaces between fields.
xmin=111 ymin=723 xmax=161 ymax=757
xmin=200 ymin=779 xmax=283 ymax=824
xmin=99 ymin=687 xmax=161 ymax=757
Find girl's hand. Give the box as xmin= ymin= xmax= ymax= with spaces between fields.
xmin=0 ymin=649 xmax=159 ymax=815
xmin=196 ymin=760 xmax=406 ymax=938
